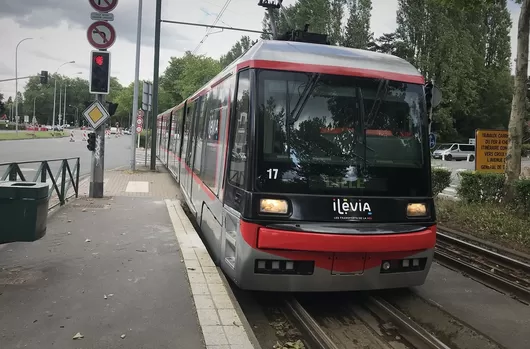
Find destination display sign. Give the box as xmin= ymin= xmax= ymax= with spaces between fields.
xmin=475 ymin=129 xmax=508 ymax=173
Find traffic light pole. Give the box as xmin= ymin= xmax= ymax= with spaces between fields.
xmin=150 ymin=0 xmax=162 ymax=171
xmin=89 ymin=93 xmax=106 ymax=198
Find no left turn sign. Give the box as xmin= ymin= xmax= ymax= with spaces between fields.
xmin=87 ymin=21 xmax=116 ymax=49
xmin=89 ymin=0 xmax=119 ymax=13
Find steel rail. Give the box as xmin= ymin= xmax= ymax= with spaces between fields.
xmin=284 ymin=296 xmax=452 ymax=349
xmin=366 ymin=296 xmax=452 ymax=349
xmin=435 ymin=246 xmax=530 ymax=304
xmin=437 ymin=231 xmax=530 ymax=273
xmin=283 ymin=297 xmax=340 ymax=349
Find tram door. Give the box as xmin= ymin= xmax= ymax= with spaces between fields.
xmin=181 ymin=97 xmax=205 ymax=213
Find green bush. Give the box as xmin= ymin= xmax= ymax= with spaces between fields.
xmin=436 ymin=198 xmax=530 ymax=253
xmin=458 ymin=171 xmax=505 ymax=204
xmin=432 ymin=168 xmax=452 ymax=196
xmin=1 ymin=123 xmax=27 ymax=131
xmin=514 ymin=179 xmax=530 ymax=213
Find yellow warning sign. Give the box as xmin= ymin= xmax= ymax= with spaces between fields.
xmin=82 ymin=100 xmax=109 ymax=129
xmin=475 ymin=129 xmax=508 ymax=173
xmin=88 ymin=107 xmax=104 ymax=123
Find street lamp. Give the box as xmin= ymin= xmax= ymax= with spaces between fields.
xmin=52 ymin=61 xmax=75 ymax=127
xmin=59 ymin=72 xmax=82 ymax=126
xmin=15 ymin=37 xmax=33 ymax=132
xmin=33 ymin=93 xmax=44 ymax=119
xmin=69 ymin=105 xmax=79 ymax=127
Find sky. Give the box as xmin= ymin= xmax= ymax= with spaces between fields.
xmin=0 ymin=0 xmax=522 ymax=101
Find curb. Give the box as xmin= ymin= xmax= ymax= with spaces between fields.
xmin=165 ymin=199 xmax=262 ymax=349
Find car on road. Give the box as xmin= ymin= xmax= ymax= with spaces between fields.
xmin=110 ymin=127 xmax=118 ymax=134
xmin=432 ymin=143 xmax=475 ymax=161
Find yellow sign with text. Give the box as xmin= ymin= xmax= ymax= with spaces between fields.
xmin=475 ymin=129 xmax=508 ymax=173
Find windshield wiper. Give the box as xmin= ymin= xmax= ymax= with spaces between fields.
xmin=366 ymin=79 xmax=389 ymax=127
xmin=288 ymin=73 xmax=320 ymax=125
xmin=356 ymin=86 xmax=368 ymax=172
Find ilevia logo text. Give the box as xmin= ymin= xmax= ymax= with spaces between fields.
xmin=332 ymin=198 xmax=373 ymax=220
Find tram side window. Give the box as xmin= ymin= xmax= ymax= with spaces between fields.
xmin=201 ymin=86 xmax=221 ymax=190
xmin=182 ymin=102 xmax=195 ymax=163
xmin=192 ymin=97 xmax=207 ymax=174
xmin=228 ymin=70 xmax=250 ymax=187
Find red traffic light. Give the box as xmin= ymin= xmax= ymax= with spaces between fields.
xmin=95 ymin=55 xmax=104 ymax=66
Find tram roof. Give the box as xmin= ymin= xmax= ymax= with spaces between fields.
xmin=232 ymin=40 xmax=423 ymax=80
xmin=159 ymin=40 xmax=424 ymax=116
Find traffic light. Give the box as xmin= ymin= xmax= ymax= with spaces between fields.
xmin=107 ymin=102 xmax=118 ymax=116
xmin=90 ymin=50 xmax=110 ymax=94
xmin=40 ymin=71 xmax=48 ymax=84
xmin=87 ymin=132 xmax=96 ymax=151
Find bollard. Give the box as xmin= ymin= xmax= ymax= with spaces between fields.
xmin=70 ymin=130 xmax=75 ymax=142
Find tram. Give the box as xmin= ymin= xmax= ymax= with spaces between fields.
xmin=157 ymin=39 xmax=436 ymax=291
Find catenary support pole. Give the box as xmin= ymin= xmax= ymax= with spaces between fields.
xmin=150 ymin=0 xmax=162 ymax=171
xmin=90 ymin=93 xmax=106 ymax=198
xmin=131 ymin=0 xmax=143 ymax=171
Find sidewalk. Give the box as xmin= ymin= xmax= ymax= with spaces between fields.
xmin=0 ymin=166 xmax=259 ymax=349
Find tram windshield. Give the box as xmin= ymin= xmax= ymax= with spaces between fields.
xmin=255 ymin=69 xmax=429 ymax=197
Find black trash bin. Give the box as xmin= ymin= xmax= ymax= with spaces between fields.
xmin=0 ymin=181 xmax=50 ymax=244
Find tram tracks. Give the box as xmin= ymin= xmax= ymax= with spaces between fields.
xmin=435 ymin=230 xmax=530 ymax=304
xmin=282 ymin=294 xmax=452 ymax=349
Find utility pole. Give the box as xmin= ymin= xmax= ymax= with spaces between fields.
xmin=85 ymin=0 xmax=118 ymax=198
xmin=150 ymin=0 xmax=162 ymax=171
xmin=131 ymin=0 xmax=143 ymax=171
xmin=90 ymin=93 xmax=106 ymax=198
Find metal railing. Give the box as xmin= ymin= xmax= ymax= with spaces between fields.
xmin=0 ymin=157 xmax=80 ymax=208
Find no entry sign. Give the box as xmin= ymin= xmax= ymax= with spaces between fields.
xmin=89 ymin=0 xmax=119 ymax=13
xmin=87 ymin=21 xmax=116 ymax=49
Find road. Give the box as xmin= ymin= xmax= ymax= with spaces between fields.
xmin=0 ymin=131 xmax=135 ymax=181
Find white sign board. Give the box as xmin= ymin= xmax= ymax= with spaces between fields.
xmin=82 ymin=99 xmax=110 ymax=129
xmin=90 ymin=12 xmax=114 ymax=21
xmin=24 ymin=115 xmax=29 ymax=123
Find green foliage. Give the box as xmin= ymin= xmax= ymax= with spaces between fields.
xmin=219 ymin=36 xmax=257 ymax=68
xmin=160 ymin=52 xmax=222 ymax=106
xmin=457 ymin=171 xmax=530 ymax=213
xmin=0 ymin=123 xmax=27 ymax=131
xmin=342 ymin=0 xmax=373 ymax=49
xmin=514 ymin=179 xmax=530 ymax=213
xmin=436 ymin=197 xmax=530 ymax=253
xmin=395 ymin=0 xmax=513 ymax=142
xmin=458 ymin=171 xmax=505 ymax=203
xmin=432 ymin=168 xmax=452 ymax=195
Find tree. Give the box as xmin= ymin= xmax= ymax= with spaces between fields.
xmin=22 ymin=73 xmax=123 ymax=125
xmin=438 ymin=0 xmax=527 ymax=198
xmin=342 ymin=0 xmax=373 ymax=49
xmin=506 ymin=0 xmax=529 ymax=198
xmin=219 ymin=36 xmax=257 ymax=68
xmin=0 ymin=93 xmax=5 ymax=117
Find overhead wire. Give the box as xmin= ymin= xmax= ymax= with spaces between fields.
xmin=192 ymin=0 xmax=233 ymax=54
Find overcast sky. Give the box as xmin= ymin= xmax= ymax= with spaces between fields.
xmin=0 ymin=0 xmax=521 ymax=100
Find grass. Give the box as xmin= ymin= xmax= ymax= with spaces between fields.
xmin=435 ymin=197 xmax=530 ymax=254
xmin=0 ymin=131 xmax=68 ymax=141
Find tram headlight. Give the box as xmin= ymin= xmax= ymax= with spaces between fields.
xmin=407 ymin=203 xmax=427 ymax=217
xmin=260 ymin=199 xmax=288 ymax=214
